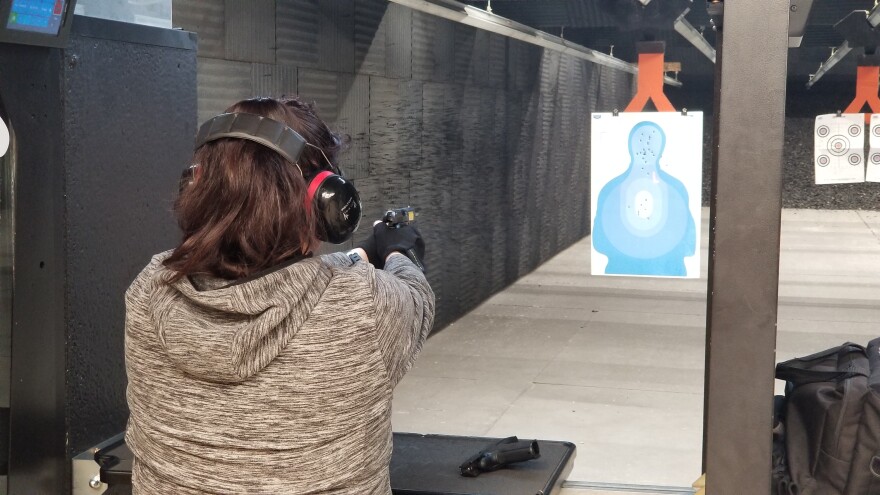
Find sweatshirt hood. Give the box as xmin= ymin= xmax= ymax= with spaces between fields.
xmin=149 ymin=257 xmax=332 ymax=383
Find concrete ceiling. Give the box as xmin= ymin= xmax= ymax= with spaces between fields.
xmin=462 ymin=0 xmax=875 ymax=88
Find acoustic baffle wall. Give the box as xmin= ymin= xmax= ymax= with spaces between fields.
xmin=172 ymin=0 xmax=635 ymax=329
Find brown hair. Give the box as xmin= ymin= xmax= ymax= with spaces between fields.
xmin=163 ymin=96 xmax=344 ymax=281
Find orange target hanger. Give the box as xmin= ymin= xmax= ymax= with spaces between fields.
xmin=625 ymin=41 xmax=676 ymax=113
xmin=843 ymin=61 xmax=880 ymax=124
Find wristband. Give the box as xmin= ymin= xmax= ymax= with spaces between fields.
xmin=346 ymin=249 xmax=364 ymax=265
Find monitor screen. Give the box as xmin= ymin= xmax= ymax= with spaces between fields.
xmin=7 ymin=0 xmax=67 ymax=36
xmin=0 ymin=0 xmax=76 ymax=47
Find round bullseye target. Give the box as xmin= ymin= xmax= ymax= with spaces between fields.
xmin=849 ymin=124 xmax=862 ymax=137
xmin=873 ymin=125 xmax=880 ymax=138
xmin=817 ymin=125 xmax=830 ymax=138
xmin=849 ymin=154 xmax=862 ymax=166
xmin=872 ymin=153 xmax=880 ymax=164
xmin=827 ymin=136 xmax=849 ymax=156
xmin=817 ymin=155 xmax=830 ymax=167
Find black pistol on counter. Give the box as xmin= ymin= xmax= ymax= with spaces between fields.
xmin=382 ymin=207 xmax=425 ymax=272
xmin=459 ymin=436 xmax=541 ymax=477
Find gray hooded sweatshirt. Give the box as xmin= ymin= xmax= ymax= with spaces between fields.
xmin=125 ymin=251 xmax=434 ymax=494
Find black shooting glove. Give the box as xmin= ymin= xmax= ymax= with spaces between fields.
xmin=373 ymin=223 xmax=426 ymax=272
xmin=355 ymin=231 xmax=383 ymax=269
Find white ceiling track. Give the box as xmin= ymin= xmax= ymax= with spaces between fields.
xmin=387 ymin=0 xmax=683 ymax=88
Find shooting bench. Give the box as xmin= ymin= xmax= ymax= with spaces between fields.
xmin=73 ymin=432 xmax=576 ymax=495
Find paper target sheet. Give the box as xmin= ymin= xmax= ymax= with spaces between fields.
xmin=814 ymin=113 xmax=865 ymax=184
xmin=868 ymin=114 xmax=880 ymax=182
xmin=590 ymin=112 xmax=703 ymax=279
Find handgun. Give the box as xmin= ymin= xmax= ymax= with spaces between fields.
xmin=459 ymin=436 xmax=541 ymax=477
xmin=382 ymin=206 xmax=416 ymax=227
xmin=381 ymin=206 xmax=424 ymax=272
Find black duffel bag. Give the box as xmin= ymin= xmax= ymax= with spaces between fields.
xmin=773 ymin=338 xmax=880 ymax=494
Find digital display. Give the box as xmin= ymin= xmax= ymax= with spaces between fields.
xmin=7 ymin=0 xmax=66 ymax=36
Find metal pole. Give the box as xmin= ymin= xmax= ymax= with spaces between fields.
xmin=703 ymin=0 xmax=789 ymax=492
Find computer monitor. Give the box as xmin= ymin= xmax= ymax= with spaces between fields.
xmin=0 ymin=0 xmax=78 ymax=48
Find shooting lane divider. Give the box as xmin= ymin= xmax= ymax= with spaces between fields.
xmin=844 ymin=65 xmax=880 ymax=124
xmin=624 ymin=42 xmax=676 ymax=113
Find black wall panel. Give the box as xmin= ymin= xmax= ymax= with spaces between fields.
xmin=507 ymin=39 xmax=541 ymax=93
xmin=415 ymin=83 xmax=460 ymax=327
xmin=318 ymin=0 xmax=356 ymax=74
xmin=532 ymin=51 xmax=560 ymax=266
xmin=412 ymin=12 xmax=455 ymax=83
xmin=225 ymin=0 xmax=275 ymax=64
xmin=558 ymin=58 xmax=578 ymax=247
xmin=571 ymin=64 xmax=595 ymax=242
xmin=197 ymin=57 xmax=253 ymax=124
xmin=384 ymin=4 xmax=413 ymax=79
xmin=609 ymin=65 xmax=637 ymax=110
xmin=512 ymin=91 xmax=542 ymax=278
xmin=173 ymin=0 xmax=225 ymax=59
xmin=549 ymin=55 xmax=571 ymax=253
xmin=369 ymin=77 xmax=423 ymax=176
xmin=1 ymin=16 xmax=197 ymax=494
xmin=353 ymin=0 xmax=388 ymax=76
xmin=455 ymin=86 xmax=489 ymax=312
xmin=276 ymin=0 xmax=321 ymax=69
xmin=252 ymin=63 xmax=297 ymax=98
xmin=454 ymin=25 xmax=490 ymax=87
xmin=299 ymin=69 xmax=342 ymax=122
xmin=487 ymin=91 xmax=511 ymax=295
xmin=336 ymin=74 xmax=371 ymax=180
xmin=487 ymin=33 xmax=508 ymax=89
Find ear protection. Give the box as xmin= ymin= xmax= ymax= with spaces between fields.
xmin=192 ymin=112 xmax=362 ymax=244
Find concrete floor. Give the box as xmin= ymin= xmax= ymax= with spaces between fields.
xmin=391 ymin=208 xmax=880 ymax=492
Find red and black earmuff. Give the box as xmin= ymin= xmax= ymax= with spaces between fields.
xmin=188 ymin=112 xmax=362 ymax=244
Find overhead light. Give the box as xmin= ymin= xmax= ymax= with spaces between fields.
xmin=674 ymin=8 xmax=715 ymax=64
xmin=637 ymin=0 xmax=652 ymax=5
xmin=386 ymin=0 xmax=682 ymax=87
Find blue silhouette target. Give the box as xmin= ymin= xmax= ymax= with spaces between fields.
xmin=592 ymin=121 xmax=696 ymax=276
